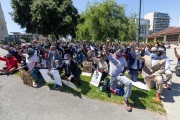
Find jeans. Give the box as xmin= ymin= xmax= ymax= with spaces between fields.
xmin=110 ymin=76 xmax=132 ymax=100
xmin=128 ymin=69 xmax=139 ymax=82
xmin=30 ymin=67 xmax=41 ymax=83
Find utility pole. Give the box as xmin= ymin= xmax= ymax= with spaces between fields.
xmin=137 ymin=0 xmax=142 ymax=46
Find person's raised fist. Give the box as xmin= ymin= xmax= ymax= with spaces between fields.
xmin=107 ymin=38 xmax=111 ymax=44
xmin=33 ymin=40 xmax=38 ymax=45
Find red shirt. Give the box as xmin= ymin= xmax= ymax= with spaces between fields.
xmin=0 ymin=56 xmax=18 ymax=71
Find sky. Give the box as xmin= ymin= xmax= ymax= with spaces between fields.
xmin=1 ymin=0 xmax=180 ymax=34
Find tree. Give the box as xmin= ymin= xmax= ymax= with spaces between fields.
xmin=10 ymin=0 xmax=36 ymax=33
xmin=10 ymin=0 xmax=80 ymax=40
xmin=76 ymin=0 xmax=137 ymax=41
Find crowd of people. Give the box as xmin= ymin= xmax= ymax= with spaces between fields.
xmin=0 ymin=38 xmax=179 ymax=112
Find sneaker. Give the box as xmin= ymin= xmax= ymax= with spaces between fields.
xmin=33 ymin=82 xmax=38 ymax=88
xmin=124 ymin=99 xmax=132 ymax=112
xmin=53 ymin=84 xmax=60 ymax=90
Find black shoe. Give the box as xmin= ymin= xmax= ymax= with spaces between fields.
xmin=53 ymin=84 xmax=60 ymax=90
xmin=77 ymin=82 xmax=82 ymax=86
xmin=0 ymin=73 xmax=5 ymax=75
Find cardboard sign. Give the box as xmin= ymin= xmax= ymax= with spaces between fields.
xmin=39 ymin=69 xmax=62 ymax=86
xmin=131 ymin=80 xmax=149 ymax=91
xmin=62 ymin=80 xmax=78 ymax=91
xmin=22 ymin=71 xmax=33 ymax=87
xmin=83 ymin=61 xmax=93 ymax=73
xmin=90 ymin=71 xmax=102 ymax=87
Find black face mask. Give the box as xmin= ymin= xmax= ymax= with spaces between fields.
xmin=78 ymin=52 xmax=81 ymax=54
xmin=157 ymin=52 xmax=163 ymax=57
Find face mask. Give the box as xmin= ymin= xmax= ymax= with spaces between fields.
xmin=135 ymin=50 xmax=139 ymax=53
xmin=64 ymin=60 xmax=69 ymax=64
xmin=51 ymin=51 xmax=56 ymax=54
xmin=98 ymin=58 xmax=103 ymax=61
xmin=116 ymin=51 xmax=122 ymax=57
xmin=150 ymin=53 xmax=157 ymax=59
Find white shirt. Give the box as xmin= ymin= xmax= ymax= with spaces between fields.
xmin=26 ymin=54 xmax=41 ymax=69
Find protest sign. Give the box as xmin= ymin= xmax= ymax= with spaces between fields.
xmin=83 ymin=61 xmax=93 ymax=73
xmin=39 ymin=69 xmax=62 ymax=86
xmin=90 ymin=71 xmax=102 ymax=87
xmin=131 ymin=80 xmax=149 ymax=91
xmin=22 ymin=71 xmax=32 ymax=87
xmin=61 ymin=80 xmax=78 ymax=91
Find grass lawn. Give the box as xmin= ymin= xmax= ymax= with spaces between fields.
xmin=14 ymin=71 xmax=166 ymax=114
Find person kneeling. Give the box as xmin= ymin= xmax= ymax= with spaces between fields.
xmin=58 ymin=54 xmax=82 ymax=86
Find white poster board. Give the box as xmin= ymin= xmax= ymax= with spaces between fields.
xmin=131 ymin=80 xmax=149 ymax=91
xmin=62 ymin=80 xmax=78 ymax=91
xmin=39 ymin=69 xmax=62 ymax=86
xmin=90 ymin=71 xmax=102 ymax=87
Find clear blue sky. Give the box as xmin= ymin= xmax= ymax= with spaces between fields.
xmin=1 ymin=0 xmax=180 ymax=34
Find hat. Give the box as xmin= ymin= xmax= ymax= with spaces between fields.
xmin=150 ymin=47 xmax=157 ymax=52
xmin=64 ymin=54 xmax=71 ymax=59
xmin=28 ymin=48 xmax=35 ymax=54
xmin=158 ymin=47 xmax=165 ymax=52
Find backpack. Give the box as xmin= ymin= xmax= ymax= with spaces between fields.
xmin=175 ymin=58 xmax=180 ymax=77
xmin=111 ymin=87 xmax=124 ymax=96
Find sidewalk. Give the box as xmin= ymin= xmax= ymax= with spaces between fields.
xmin=162 ymin=45 xmax=180 ymax=120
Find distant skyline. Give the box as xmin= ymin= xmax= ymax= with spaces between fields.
xmin=1 ymin=0 xmax=180 ymax=34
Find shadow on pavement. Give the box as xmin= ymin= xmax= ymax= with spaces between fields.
xmin=162 ymin=82 xmax=180 ymax=103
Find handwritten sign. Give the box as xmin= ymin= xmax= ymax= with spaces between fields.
xmin=83 ymin=61 xmax=93 ymax=73
xmin=90 ymin=71 xmax=102 ymax=87
xmin=39 ymin=69 xmax=62 ymax=86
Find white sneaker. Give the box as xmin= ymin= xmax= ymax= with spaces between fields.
xmin=33 ymin=82 xmax=38 ymax=88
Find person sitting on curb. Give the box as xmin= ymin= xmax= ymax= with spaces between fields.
xmin=0 ymin=54 xmax=18 ymax=75
xmin=105 ymin=38 xmax=132 ymax=112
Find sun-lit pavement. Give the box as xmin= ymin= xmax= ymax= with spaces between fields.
xmin=161 ymin=45 xmax=180 ymax=120
xmin=0 ymin=47 xmax=168 ymax=120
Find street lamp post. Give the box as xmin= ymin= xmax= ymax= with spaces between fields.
xmin=137 ymin=0 xmax=142 ymax=46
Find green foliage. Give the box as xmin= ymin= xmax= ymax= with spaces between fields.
xmin=21 ymin=36 xmax=31 ymax=42
xmin=10 ymin=0 xmax=36 ymax=33
xmin=76 ymin=0 xmax=137 ymax=41
xmin=10 ymin=0 xmax=80 ymax=40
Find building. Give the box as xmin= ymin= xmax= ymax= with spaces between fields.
xmin=146 ymin=27 xmax=180 ymax=43
xmin=144 ymin=12 xmax=170 ymax=33
xmin=135 ymin=19 xmax=150 ymax=41
xmin=0 ymin=2 xmax=8 ymax=40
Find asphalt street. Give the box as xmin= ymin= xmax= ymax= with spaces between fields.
xmin=0 ymin=47 xmax=169 ymax=120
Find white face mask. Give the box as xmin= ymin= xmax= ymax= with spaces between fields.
xmin=64 ymin=60 xmax=69 ymax=64
xmin=135 ymin=50 xmax=139 ymax=53
xmin=51 ymin=51 xmax=56 ymax=54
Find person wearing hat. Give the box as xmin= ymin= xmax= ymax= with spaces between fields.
xmin=18 ymin=48 xmax=41 ymax=87
xmin=92 ymin=53 xmax=108 ymax=82
xmin=137 ymin=47 xmax=166 ymax=103
xmin=57 ymin=54 xmax=82 ymax=86
xmin=106 ymin=38 xmax=132 ymax=112
xmin=0 ymin=54 xmax=18 ymax=75
xmin=156 ymin=47 xmax=172 ymax=90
